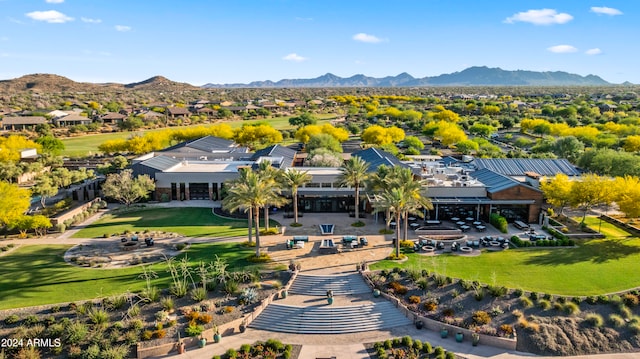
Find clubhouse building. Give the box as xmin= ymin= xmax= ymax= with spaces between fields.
xmin=132 ymin=136 xmax=581 ymax=224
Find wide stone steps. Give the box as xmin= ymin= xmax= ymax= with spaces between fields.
xmin=249 ymin=302 xmax=411 ymax=334
xmin=288 ymin=273 xmax=372 ymax=296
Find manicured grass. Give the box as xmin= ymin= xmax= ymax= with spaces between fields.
xmin=578 ymin=216 xmax=633 ymax=239
xmin=0 ymin=242 xmax=256 ymax=309
xmin=72 ymin=207 xmax=277 ymax=239
xmin=371 ymin=236 xmax=640 ymax=296
xmin=60 ymin=113 xmax=337 ymax=157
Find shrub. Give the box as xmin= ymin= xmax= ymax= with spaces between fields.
xmin=128 ymin=319 xmax=144 ymax=331
xmin=387 ymin=253 xmax=407 ymax=260
xmin=224 ymin=280 xmax=239 ymax=295
xmin=433 ymin=346 xmax=445 ymax=356
xmin=597 ymin=295 xmax=610 ymax=304
xmin=609 ymin=314 xmax=626 ymax=327
xmin=225 ymin=348 xmax=238 ymax=359
xmin=416 ymin=278 xmax=429 ymax=290
xmin=240 ymin=287 xmax=259 ymax=305
xmin=424 ymin=300 xmax=438 ymax=312
xmin=198 ymin=313 xmax=212 ymax=324
xmin=153 ymin=329 xmax=166 ymax=339
xmin=388 ymin=282 xmax=408 ymax=295
xmin=413 ymin=339 xmax=423 ymax=351
xmin=402 ymin=335 xmax=413 ymax=348
xmin=64 ymin=321 xmax=89 ymax=345
xmin=175 ymin=243 xmax=187 ymax=251
xmin=185 ymin=323 xmax=204 ymax=337
xmin=408 ymin=295 xmax=421 ymax=304
xmin=473 ymin=311 xmax=491 ymax=325
xmin=160 ymin=296 xmax=175 ymax=312
xmin=89 ymin=309 xmax=109 ymax=325
xmin=247 ymin=253 xmax=271 ymax=263
xmin=622 ymin=293 xmax=639 ymax=307
xmin=520 ymin=297 xmax=533 ymax=308
xmin=141 ymin=330 xmax=153 ymax=341
xmin=499 ymin=324 xmax=514 ymax=336
xmin=513 ymin=288 xmax=524 ymax=297
xmin=24 ymin=315 xmax=39 ymax=326
xmin=459 ymin=279 xmax=473 ymax=291
xmin=537 ymin=299 xmax=551 ymax=310
xmin=190 ymin=287 xmax=208 ymax=302
xmin=442 ymin=308 xmax=455 ymax=317
xmin=529 ymin=292 xmax=538 ymax=301
xmin=265 ymin=339 xmax=285 ymax=351
xmin=564 ymin=302 xmax=581 ymax=315
xmin=384 ymin=339 xmax=392 ymax=349
xmin=423 ymin=341 xmax=432 ymax=353
xmin=399 ymin=239 xmax=414 ymax=248
xmin=585 ymin=296 xmax=598 ymax=305
xmin=487 ymin=285 xmax=507 ymax=298
xmin=585 ymin=313 xmax=604 ymax=327
xmin=489 ymin=213 xmax=508 ymax=233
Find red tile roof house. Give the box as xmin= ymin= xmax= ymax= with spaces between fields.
xmin=1 ymin=116 xmax=48 ymax=131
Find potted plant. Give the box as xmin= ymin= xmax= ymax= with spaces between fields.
xmin=213 ymin=326 xmax=221 ymax=343
xmin=455 ymin=332 xmax=464 ymax=343
xmin=198 ymin=335 xmax=207 ymax=348
xmin=472 ymin=333 xmax=480 ymax=346
xmin=326 ymin=290 xmax=334 ymax=305
xmin=440 ymin=327 xmax=448 ymax=338
xmin=415 ymin=320 xmax=423 ymax=330
xmin=373 ymin=288 xmax=381 ymax=297
xmin=177 ymin=334 xmax=185 ymax=354
xmin=281 ymin=289 xmax=288 ymax=299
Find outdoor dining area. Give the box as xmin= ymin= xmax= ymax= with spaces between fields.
xmin=449 ymin=216 xmax=486 ymax=233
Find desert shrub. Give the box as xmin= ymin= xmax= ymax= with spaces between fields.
xmin=609 ymin=314 xmax=626 ymax=327
xmin=564 ymin=302 xmax=581 ymax=315
xmin=141 ymin=330 xmax=153 ymax=341
xmin=128 ymin=319 xmax=144 ymax=331
xmin=519 ymin=297 xmax=533 ymax=308
xmin=623 ymin=293 xmax=639 ymax=307
xmin=384 ymin=339 xmax=392 ymax=349
xmin=388 ymin=282 xmax=408 ymax=295
xmin=105 ymin=294 xmax=127 ymax=311
xmin=387 ymin=253 xmax=407 ymax=260
xmin=265 ymin=339 xmax=284 ymax=351
xmin=490 ymin=305 xmax=504 ymax=316
xmin=537 ymin=299 xmax=551 ymax=310
xmin=619 ymin=305 xmax=633 ymax=319
xmin=434 ymin=274 xmax=448 ymax=287
xmin=433 ymin=346 xmax=445 ymax=356
xmin=585 ymin=313 xmax=604 ymax=327
xmin=473 ymin=311 xmax=491 ymax=325
xmin=240 ymin=287 xmax=259 ymax=305
xmin=442 ymin=307 xmax=455 ymax=317
xmin=224 ymin=280 xmax=239 ymax=295
xmin=487 ymin=285 xmax=507 ymax=298
xmin=511 ymin=309 xmax=523 ymax=318
xmin=64 ymin=321 xmax=89 ymax=345
xmin=176 ymin=243 xmax=187 ymax=251
xmin=153 ymin=329 xmax=166 ymax=339
xmin=424 ymin=300 xmax=438 ymax=312
xmin=474 ymin=288 xmax=485 ymax=301
xmin=198 ymin=313 xmax=212 ymax=324
xmin=127 ymin=304 xmax=141 ymax=317
xmin=84 ymin=344 xmax=101 ymax=359
xmin=413 ymin=339 xmax=423 ymax=351
xmin=160 ymin=297 xmax=175 ymax=312
xmin=416 ymin=278 xmax=429 ymax=290
xmin=99 ymin=345 xmax=129 ymax=359
xmin=399 ymin=239 xmax=414 ymax=248
xmin=629 ymin=322 xmax=640 ymax=334
xmin=499 ymin=324 xmax=514 ymax=336
xmin=190 ymin=287 xmax=208 ymax=302
xmin=224 ymin=306 xmax=234 ymax=313
xmin=556 ymin=296 xmax=566 ymax=304
xmin=14 ymin=347 xmax=42 ymax=359
xmin=402 ymin=335 xmax=413 ymax=348
xmin=24 ymin=315 xmax=39 ymax=326
xmin=513 ymin=288 xmax=524 ymax=297
xmin=445 ymin=352 xmax=456 ymax=359
xmin=247 ymin=253 xmax=271 ymax=263
xmin=529 ymin=292 xmax=538 ymax=301
xmin=609 ymin=295 xmax=622 ymax=307
xmin=89 ymin=309 xmax=109 ymax=325
xmin=585 ymin=296 xmax=598 ymax=305
xmin=423 ymin=341 xmax=432 ymax=353
xmin=408 ymin=295 xmax=421 ymax=304
xmin=185 ymin=323 xmax=204 ymax=337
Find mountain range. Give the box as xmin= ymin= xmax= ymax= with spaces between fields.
xmin=0 ymin=67 xmax=619 ymax=93
xmin=203 ymin=66 xmax=611 ymax=88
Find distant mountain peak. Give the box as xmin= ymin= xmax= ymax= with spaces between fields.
xmin=202 ymin=67 xmax=611 ymax=88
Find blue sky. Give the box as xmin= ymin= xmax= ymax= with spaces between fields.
xmin=0 ymin=1 xmax=637 ymax=85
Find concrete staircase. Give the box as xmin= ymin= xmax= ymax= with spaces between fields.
xmin=288 ymin=273 xmax=372 ymax=296
xmin=249 ymin=273 xmax=412 ymax=334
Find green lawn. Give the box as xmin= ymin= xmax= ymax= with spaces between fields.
xmin=72 ymin=207 xmax=275 ymax=239
xmin=0 ymin=242 xmax=256 ymax=309
xmin=578 ymin=216 xmax=634 ymax=239
xmin=371 ymin=218 xmax=640 ymax=296
xmin=60 ymin=114 xmax=337 ymax=157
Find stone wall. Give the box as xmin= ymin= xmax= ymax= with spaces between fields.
xmin=50 ymin=198 xmax=102 ymax=226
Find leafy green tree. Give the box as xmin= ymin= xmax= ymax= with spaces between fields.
xmin=102 ymin=169 xmax=155 ymax=207
xmin=51 ymin=167 xmax=73 ymax=188
xmin=0 ymin=162 xmax=22 ymax=183
xmin=361 ymin=125 xmax=405 ymax=145
xmin=281 ymin=169 xmax=312 ymax=224
xmin=289 ymin=112 xmax=317 ymax=127
xmin=233 ymin=124 xmax=283 ymax=150
xmin=469 ymin=124 xmax=496 ymax=137
xmin=31 ymin=176 xmax=58 ymax=208
xmin=552 ymin=136 xmax=584 ymax=163
xmin=0 ymin=182 xmax=31 ymax=228
xmin=337 ymin=157 xmax=370 ymax=223
xmin=402 ymin=136 xmax=424 ymax=151
xmin=307 ymin=134 xmax=342 ymax=154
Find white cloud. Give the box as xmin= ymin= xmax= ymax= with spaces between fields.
xmin=81 ymin=17 xmax=102 ymax=24
xmin=504 ymin=9 xmax=573 ymax=25
xmin=352 ymin=33 xmax=384 ymax=43
xmin=586 ymin=48 xmax=602 ymax=55
xmin=590 ymin=6 xmax=623 ymax=16
xmin=25 ymin=10 xmax=73 ymax=23
xmin=115 ymin=25 xmax=131 ymax=32
xmin=45 ymin=0 xmax=64 ymax=3
xmin=547 ymin=45 xmax=578 ymax=53
xmin=282 ymin=53 xmax=307 ymax=62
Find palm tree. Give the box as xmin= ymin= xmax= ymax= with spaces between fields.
xmin=389 ymin=166 xmax=433 ymax=240
xmin=257 ymin=161 xmax=285 ymax=231
xmin=222 ymin=169 xmax=283 ymax=257
xmin=338 ymin=156 xmax=370 ymax=223
xmin=281 ymin=169 xmax=312 ymax=224
xmin=367 ymin=165 xmax=393 ymax=230
xmin=373 ymin=187 xmax=406 ymax=258
xmin=223 ymin=169 xmax=254 ymax=244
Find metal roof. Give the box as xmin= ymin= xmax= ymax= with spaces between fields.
xmin=248 ymin=145 xmax=296 ymax=168
xmin=353 ymin=147 xmax=407 ymax=172
xmin=472 ymin=158 xmax=581 ymax=177
xmin=138 ymin=156 xmax=182 ymax=171
xmin=472 ymin=168 xmax=527 ymax=193
xmin=162 ymin=136 xmax=235 ymax=153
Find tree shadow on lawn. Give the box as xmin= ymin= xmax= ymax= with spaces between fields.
xmin=523 ymin=239 xmax=640 ymax=266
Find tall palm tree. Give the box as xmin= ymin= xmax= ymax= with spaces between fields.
xmin=389 ymin=166 xmax=433 ymax=240
xmin=367 ymin=165 xmax=393 ymax=230
xmin=257 ymin=161 xmax=285 ymax=230
xmin=222 ymin=169 xmax=283 ymax=257
xmin=281 ymin=169 xmax=312 ymax=224
xmin=373 ymin=187 xmax=406 ymax=258
xmin=223 ymin=169 xmax=254 ymax=244
xmin=338 ymin=156 xmax=370 ymax=222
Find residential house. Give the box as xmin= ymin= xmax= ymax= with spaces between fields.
xmin=1 ymin=116 xmax=48 ymax=131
